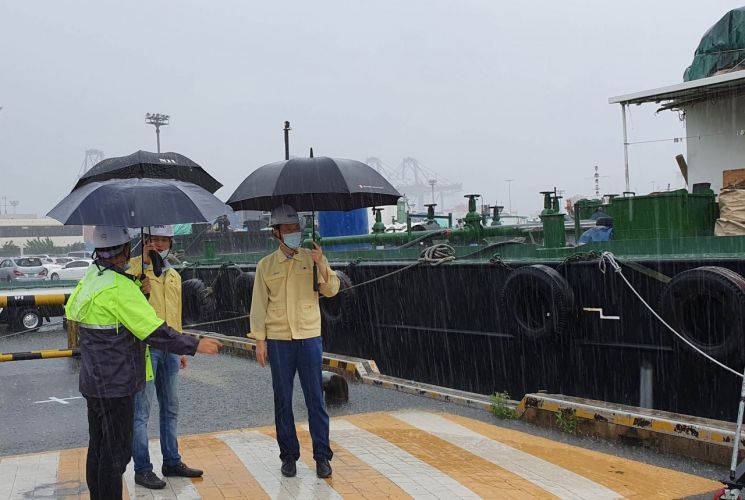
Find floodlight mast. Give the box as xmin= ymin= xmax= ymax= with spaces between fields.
xmin=145 ymin=113 xmax=170 ymax=153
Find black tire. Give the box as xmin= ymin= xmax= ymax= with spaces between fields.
xmin=660 ymin=266 xmax=745 ymax=360
xmin=320 ymin=271 xmax=355 ymax=328
xmin=12 ymin=308 xmax=42 ymax=332
xmin=234 ymin=272 xmax=256 ymax=315
xmin=210 ymin=265 xmax=244 ymax=313
xmin=501 ymin=264 xmax=574 ymax=341
xmin=181 ymin=278 xmax=216 ymax=326
xmin=50 ymin=273 xmax=60 ymax=281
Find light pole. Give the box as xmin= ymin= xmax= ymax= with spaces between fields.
xmin=505 ymin=179 xmax=514 ymax=215
xmin=145 ymin=113 xmax=170 ymax=153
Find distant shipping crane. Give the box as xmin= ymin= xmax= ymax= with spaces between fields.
xmin=78 ymin=149 xmax=104 ymax=178
xmin=365 ymin=157 xmax=462 ymax=212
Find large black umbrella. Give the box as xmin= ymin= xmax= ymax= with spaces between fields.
xmin=74 ymin=150 xmax=222 ymax=194
xmin=228 ymin=156 xmax=401 ymax=290
xmin=226 ymin=156 xmax=400 ymax=212
xmin=48 ymin=178 xmax=231 ymax=227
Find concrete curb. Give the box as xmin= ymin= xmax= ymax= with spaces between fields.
xmin=517 ymin=393 xmax=743 ymax=466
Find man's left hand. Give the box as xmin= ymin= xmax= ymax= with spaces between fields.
xmin=180 ymin=355 xmax=187 ymax=369
xmin=311 ymin=242 xmax=324 ymax=264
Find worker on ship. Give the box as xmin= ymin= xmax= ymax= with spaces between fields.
xmin=128 ymin=225 xmax=204 ymax=490
xmin=65 ymin=225 xmax=221 ymax=500
xmin=578 ymin=216 xmax=613 ymax=244
xmin=249 ymin=204 xmax=340 ymax=479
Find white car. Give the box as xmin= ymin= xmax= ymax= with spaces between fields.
xmin=44 ymin=257 xmax=74 ymax=275
xmin=49 ymin=260 xmax=92 ymax=281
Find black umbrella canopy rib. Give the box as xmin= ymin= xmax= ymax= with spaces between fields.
xmin=48 ymin=178 xmax=231 ymax=227
xmin=74 ymin=150 xmax=222 ymax=194
xmin=227 ymin=157 xmax=401 ymax=212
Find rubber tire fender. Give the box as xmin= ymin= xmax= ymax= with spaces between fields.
xmin=660 ymin=266 xmax=745 ymax=360
xmin=320 ymin=270 xmax=355 ymax=328
xmin=181 ymin=278 xmax=217 ymax=326
xmin=234 ymin=271 xmax=256 ymax=315
xmin=210 ymin=265 xmax=243 ymax=313
xmin=500 ymin=264 xmax=575 ymax=341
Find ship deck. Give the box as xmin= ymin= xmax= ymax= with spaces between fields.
xmin=0 ymin=324 xmax=727 ymax=499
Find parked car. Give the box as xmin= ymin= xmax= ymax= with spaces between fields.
xmin=0 ymin=257 xmax=48 ymax=282
xmin=49 ymin=259 xmax=92 ymax=281
xmin=43 ymin=257 xmax=74 ymax=274
xmin=67 ymin=251 xmax=90 ymax=259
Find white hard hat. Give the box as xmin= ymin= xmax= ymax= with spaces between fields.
xmin=144 ymin=225 xmax=174 ymax=237
xmin=90 ymin=226 xmax=131 ymax=249
xmin=269 ymin=204 xmax=300 ymax=226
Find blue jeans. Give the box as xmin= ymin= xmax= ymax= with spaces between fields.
xmin=267 ymin=337 xmax=332 ymax=462
xmin=132 ymin=349 xmax=181 ymax=473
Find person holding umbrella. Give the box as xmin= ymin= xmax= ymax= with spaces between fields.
xmin=65 ymin=226 xmax=221 ymax=499
xmin=250 ymin=204 xmax=340 ymax=479
xmin=128 ymin=225 xmax=203 ymax=489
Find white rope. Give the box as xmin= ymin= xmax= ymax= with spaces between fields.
xmin=333 ymin=243 xmax=456 ymax=295
xmin=418 ymin=244 xmax=456 ymax=266
xmin=599 ymin=251 xmax=744 ymax=379
xmin=183 ymin=314 xmax=250 ymax=329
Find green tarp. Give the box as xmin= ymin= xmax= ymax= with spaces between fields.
xmin=684 ymin=7 xmax=745 ymax=81
xmin=173 ymin=223 xmax=192 ymax=236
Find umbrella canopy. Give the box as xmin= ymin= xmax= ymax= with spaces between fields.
xmin=227 ymin=157 xmax=401 ymax=212
xmin=47 ymin=178 xmax=231 ymax=227
xmin=74 ymin=150 xmax=222 ymax=194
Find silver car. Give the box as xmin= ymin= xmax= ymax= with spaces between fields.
xmin=0 ymin=257 xmax=49 ymax=282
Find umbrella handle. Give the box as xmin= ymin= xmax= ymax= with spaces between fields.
xmin=311 ymin=210 xmax=319 ymax=292
xmin=141 ymin=228 xmax=150 ymax=299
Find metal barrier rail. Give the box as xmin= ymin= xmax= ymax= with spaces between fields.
xmin=0 ymin=348 xmax=79 ymax=362
xmin=0 ymin=294 xmax=70 ymax=308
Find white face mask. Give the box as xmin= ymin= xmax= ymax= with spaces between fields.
xmin=157 ymin=249 xmax=170 ymax=259
xmin=282 ymin=232 xmax=302 ymax=249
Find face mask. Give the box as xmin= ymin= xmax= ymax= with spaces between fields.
xmin=158 ymin=249 xmax=170 ymax=259
xmin=282 ymin=232 xmax=302 ymax=249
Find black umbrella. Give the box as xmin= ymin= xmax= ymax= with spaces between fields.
xmin=74 ymin=150 xmax=222 ymax=194
xmin=47 ymin=178 xmax=231 ymax=227
xmin=227 ymin=156 xmax=401 ymax=290
xmin=226 ymin=156 xmax=400 ymax=212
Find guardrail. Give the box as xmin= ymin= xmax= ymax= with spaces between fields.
xmin=0 ymin=348 xmax=79 ymax=362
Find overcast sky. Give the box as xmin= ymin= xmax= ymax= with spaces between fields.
xmin=0 ymin=1 xmax=739 ymax=217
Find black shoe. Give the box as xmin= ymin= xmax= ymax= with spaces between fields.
xmin=134 ymin=471 xmax=167 ymax=489
xmin=281 ymin=459 xmax=297 ymax=477
xmin=162 ymin=462 xmax=203 ymax=478
xmin=316 ymin=458 xmax=332 ymax=478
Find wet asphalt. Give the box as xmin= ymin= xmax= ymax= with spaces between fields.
xmin=0 ymin=321 xmax=728 ymax=493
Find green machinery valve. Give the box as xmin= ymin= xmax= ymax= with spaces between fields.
xmin=540 ymin=188 xmax=566 ymax=249
xmin=371 ymin=207 xmax=386 ymax=234
xmin=424 ymin=203 xmax=437 ymax=225
xmin=488 ymin=204 xmax=503 ymax=226
xmin=202 ymin=239 xmax=216 ymax=260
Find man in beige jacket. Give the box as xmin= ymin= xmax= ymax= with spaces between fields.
xmin=250 ymin=205 xmax=340 ymax=479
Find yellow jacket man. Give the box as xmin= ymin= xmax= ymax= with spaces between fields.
xmin=250 ymin=204 xmax=339 ymax=479
xmin=129 ymin=225 xmax=203 ymax=490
